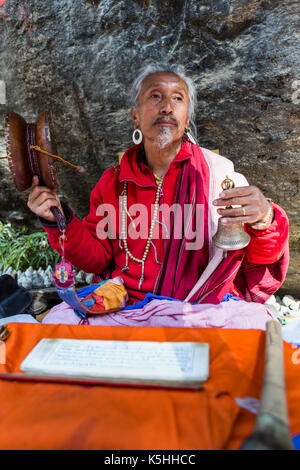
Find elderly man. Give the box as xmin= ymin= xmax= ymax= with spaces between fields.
xmin=28 ymin=63 xmax=289 ymax=307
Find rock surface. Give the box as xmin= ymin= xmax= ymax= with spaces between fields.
xmin=0 ymin=0 xmax=299 ymax=292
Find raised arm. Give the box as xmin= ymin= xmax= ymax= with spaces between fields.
xmin=28 ymin=174 xmax=114 ymax=275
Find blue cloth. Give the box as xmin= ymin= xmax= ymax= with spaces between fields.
xmin=56 ymin=285 xmax=90 ymax=316
xmin=221 ymin=293 xmax=242 ymax=302
xmin=293 ymin=433 xmax=300 ymax=450
xmin=77 ymin=280 xmax=107 ymax=298
xmin=81 ymin=298 xmax=95 ymax=309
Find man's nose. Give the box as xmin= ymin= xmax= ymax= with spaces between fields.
xmin=159 ymin=97 xmax=173 ymax=114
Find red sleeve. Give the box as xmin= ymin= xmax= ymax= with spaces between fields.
xmin=42 ymin=171 xmax=115 ymax=274
xmin=244 ymin=202 xmax=289 ymax=264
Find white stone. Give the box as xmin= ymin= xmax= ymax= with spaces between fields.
xmin=75 ymin=271 xmax=85 ymax=284
xmin=45 ymin=265 xmax=53 ymax=274
xmin=265 ymin=295 xmax=276 ymax=305
xmin=279 ymin=306 xmax=291 ymax=316
xmin=32 ymin=272 xmax=44 ymax=289
xmin=290 ymin=301 xmax=300 ymax=312
xmin=25 ymin=271 xmax=33 ymax=281
xmin=282 ymin=295 xmax=295 ymax=307
xmin=19 ymin=275 xmax=32 ymax=289
xmin=42 ymin=273 xmax=53 ymax=288
xmin=25 ymin=267 xmax=33 ymax=277
xmin=265 ymin=295 xmax=277 ymax=305
xmin=85 ymin=273 xmax=94 ymax=285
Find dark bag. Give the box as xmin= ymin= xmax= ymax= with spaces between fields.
xmin=0 ymin=275 xmax=33 ymax=319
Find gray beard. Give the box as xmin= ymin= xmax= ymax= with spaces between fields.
xmin=154 ymin=126 xmax=173 ymax=149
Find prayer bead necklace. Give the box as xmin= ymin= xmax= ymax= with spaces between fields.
xmin=153 ymin=173 xmax=163 ymax=186
xmin=120 ymin=177 xmax=164 ymax=289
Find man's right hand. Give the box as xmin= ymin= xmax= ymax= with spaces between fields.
xmin=27 ymin=175 xmax=64 ymax=223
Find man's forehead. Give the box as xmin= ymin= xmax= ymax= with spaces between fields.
xmin=140 ymin=72 xmax=188 ymax=94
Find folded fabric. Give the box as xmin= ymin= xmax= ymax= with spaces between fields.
xmin=55 ymin=275 xmax=128 ymax=317
xmin=122 ymin=292 xmax=242 ymax=311
xmin=121 ymin=292 xmax=191 ymax=311
xmin=76 ymin=280 xmax=107 ymax=298
xmin=43 ymin=294 xmax=276 ymax=330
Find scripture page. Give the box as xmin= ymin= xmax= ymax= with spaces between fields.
xmin=20 ymin=338 xmax=209 ymax=385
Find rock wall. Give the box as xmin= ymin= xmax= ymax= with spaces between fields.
xmin=0 ymin=0 xmax=299 ymax=292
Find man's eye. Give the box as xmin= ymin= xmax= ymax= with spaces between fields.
xmin=151 ymin=93 xmax=160 ymax=99
xmin=174 ymin=96 xmax=183 ymax=101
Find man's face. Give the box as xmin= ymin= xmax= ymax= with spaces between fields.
xmin=131 ymin=72 xmax=190 ymax=148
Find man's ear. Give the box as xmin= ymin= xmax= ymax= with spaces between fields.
xmin=185 ymin=117 xmax=190 ymax=131
xmin=131 ymin=107 xmax=139 ymax=127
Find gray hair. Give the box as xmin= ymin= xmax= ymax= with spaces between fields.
xmin=130 ymin=62 xmax=197 ymax=138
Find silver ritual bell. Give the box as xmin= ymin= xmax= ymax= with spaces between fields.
xmin=213 ymin=176 xmax=251 ymax=251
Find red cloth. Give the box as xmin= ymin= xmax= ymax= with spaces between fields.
xmin=42 ymin=141 xmax=289 ymax=304
xmin=152 ymin=142 xmax=210 ymax=300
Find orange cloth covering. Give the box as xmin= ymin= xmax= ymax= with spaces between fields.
xmin=0 ymin=322 xmax=299 ymax=450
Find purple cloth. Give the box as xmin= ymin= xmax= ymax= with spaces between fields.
xmin=42 ymin=297 xmax=276 ymax=330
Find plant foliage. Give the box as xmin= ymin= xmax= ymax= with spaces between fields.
xmin=0 ymin=221 xmax=60 ymax=271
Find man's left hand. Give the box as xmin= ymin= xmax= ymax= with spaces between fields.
xmin=213 ymin=185 xmax=272 ymax=225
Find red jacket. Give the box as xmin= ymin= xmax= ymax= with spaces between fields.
xmin=41 ymin=143 xmax=289 ymax=304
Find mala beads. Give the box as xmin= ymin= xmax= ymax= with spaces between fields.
xmin=120 ymin=177 xmax=164 ymax=289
